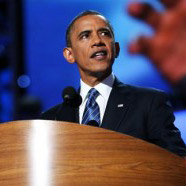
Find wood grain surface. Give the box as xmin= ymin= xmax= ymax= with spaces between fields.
xmin=0 ymin=120 xmax=185 ymax=186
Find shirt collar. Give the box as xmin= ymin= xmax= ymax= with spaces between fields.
xmin=80 ymin=73 xmax=115 ymax=104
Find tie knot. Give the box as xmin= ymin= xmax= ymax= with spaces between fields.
xmin=88 ymin=88 xmax=99 ymax=100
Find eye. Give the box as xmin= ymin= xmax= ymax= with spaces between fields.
xmin=100 ymin=30 xmax=111 ymax=37
xmin=81 ymin=32 xmax=89 ymax=39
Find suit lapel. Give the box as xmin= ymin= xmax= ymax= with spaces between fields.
xmin=57 ymin=103 xmax=79 ymax=123
xmin=75 ymin=108 xmax=79 ymax=123
xmin=101 ymin=78 xmax=132 ymax=131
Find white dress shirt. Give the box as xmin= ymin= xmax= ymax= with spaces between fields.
xmin=79 ymin=73 xmax=115 ymax=124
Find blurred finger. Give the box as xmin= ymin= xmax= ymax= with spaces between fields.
xmin=160 ymin=0 xmax=182 ymax=9
xmin=128 ymin=3 xmax=161 ymax=29
xmin=128 ymin=36 xmax=153 ymax=57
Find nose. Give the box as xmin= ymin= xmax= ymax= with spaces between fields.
xmin=92 ymin=33 xmax=105 ymax=47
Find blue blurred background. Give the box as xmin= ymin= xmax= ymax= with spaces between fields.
xmin=0 ymin=0 xmax=185 ymax=142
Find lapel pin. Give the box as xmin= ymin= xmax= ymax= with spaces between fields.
xmin=118 ymin=104 xmax=124 ymax=108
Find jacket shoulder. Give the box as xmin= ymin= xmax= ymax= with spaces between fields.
xmin=40 ymin=104 xmax=62 ymax=120
xmin=114 ymin=78 xmax=167 ymax=98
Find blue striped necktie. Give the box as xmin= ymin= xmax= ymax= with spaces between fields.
xmin=82 ymin=88 xmax=100 ymax=125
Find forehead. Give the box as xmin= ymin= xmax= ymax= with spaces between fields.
xmin=71 ymin=15 xmax=109 ymax=34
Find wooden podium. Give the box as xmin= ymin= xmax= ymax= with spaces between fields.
xmin=0 ymin=120 xmax=185 ymax=186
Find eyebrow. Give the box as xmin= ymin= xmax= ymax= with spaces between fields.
xmin=98 ymin=27 xmax=111 ymax=33
xmin=78 ymin=30 xmax=91 ymax=39
xmin=77 ymin=27 xmax=112 ymax=39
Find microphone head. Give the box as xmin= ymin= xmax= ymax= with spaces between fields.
xmin=62 ymin=86 xmax=76 ymax=100
xmin=62 ymin=86 xmax=82 ymax=108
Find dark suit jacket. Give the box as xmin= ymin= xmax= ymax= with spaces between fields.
xmin=41 ymin=78 xmax=186 ymax=157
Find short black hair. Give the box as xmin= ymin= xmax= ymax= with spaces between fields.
xmin=65 ymin=10 xmax=115 ymax=47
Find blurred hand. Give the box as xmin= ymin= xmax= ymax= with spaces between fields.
xmin=128 ymin=0 xmax=186 ymax=84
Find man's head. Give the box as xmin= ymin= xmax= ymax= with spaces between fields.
xmin=63 ymin=10 xmax=120 ymax=85
xmin=66 ymin=10 xmax=115 ymax=47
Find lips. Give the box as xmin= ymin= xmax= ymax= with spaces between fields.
xmin=90 ymin=50 xmax=108 ymax=58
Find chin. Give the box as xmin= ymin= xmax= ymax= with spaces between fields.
xmin=90 ymin=68 xmax=111 ymax=79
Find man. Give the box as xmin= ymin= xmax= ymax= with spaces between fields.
xmin=128 ymin=0 xmax=186 ymax=107
xmin=41 ymin=10 xmax=186 ymax=157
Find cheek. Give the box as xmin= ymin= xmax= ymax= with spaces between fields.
xmin=73 ymin=48 xmax=84 ymax=60
xmin=75 ymin=44 xmax=87 ymax=55
xmin=73 ymin=50 xmax=88 ymax=66
xmin=107 ymin=41 xmax=115 ymax=52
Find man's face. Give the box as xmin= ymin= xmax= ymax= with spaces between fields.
xmin=64 ymin=15 xmax=119 ymax=80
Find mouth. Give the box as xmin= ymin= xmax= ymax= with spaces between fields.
xmin=90 ymin=50 xmax=108 ymax=59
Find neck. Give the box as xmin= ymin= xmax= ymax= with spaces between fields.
xmin=81 ymin=71 xmax=111 ymax=87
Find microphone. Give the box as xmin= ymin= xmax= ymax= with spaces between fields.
xmin=55 ymin=86 xmax=82 ymax=121
xmin=87 ymin=120 xmax=100 ymax=127
xmin=62 ymin=86 xmax=82 ymax=108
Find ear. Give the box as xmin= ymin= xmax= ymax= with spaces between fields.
xmin=63 ymin=47 xmax=75 ymax=63
xmin=114 ymin=42 xmax=120 ymax=58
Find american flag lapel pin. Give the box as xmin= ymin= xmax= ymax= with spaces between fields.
xmin=117 ymin=104 xmax=124 ymax=108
